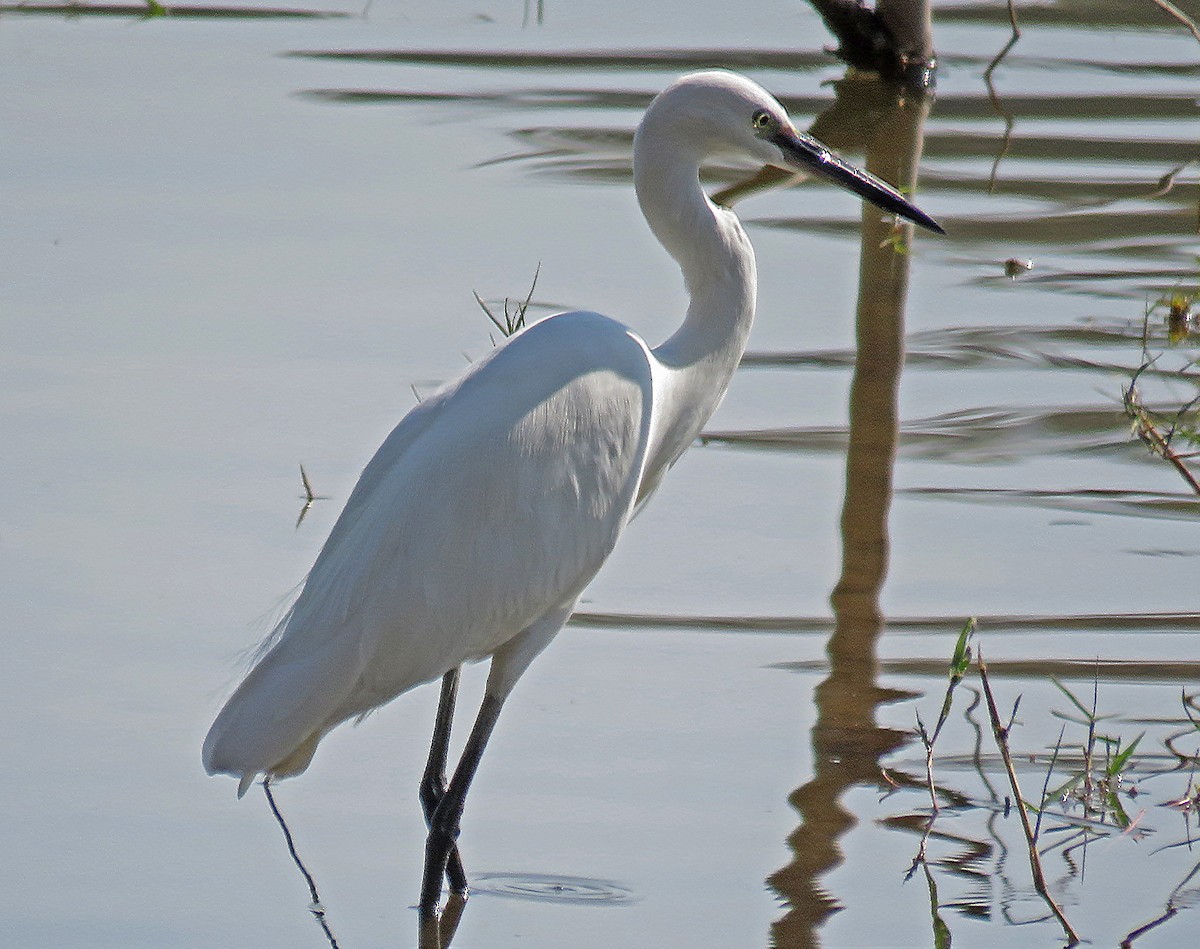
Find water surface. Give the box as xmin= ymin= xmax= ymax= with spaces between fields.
xmin=4 ymin=1 xmax=1200 ymax=946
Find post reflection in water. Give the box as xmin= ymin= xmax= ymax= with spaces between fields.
xmin=768 ymin=79 xmax=935 ymax=948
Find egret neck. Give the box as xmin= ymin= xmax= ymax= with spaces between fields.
xmin=634 ymin=127 xmax=759 ymax=480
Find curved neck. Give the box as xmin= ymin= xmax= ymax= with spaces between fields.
xmin=635 ymin=147 xmax=758 ymax=371
xmin=632 ymin=128 xmax=759 ymax=480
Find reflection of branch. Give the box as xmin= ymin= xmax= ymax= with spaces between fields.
xmin=521 ymin=0 xmax=544 ymax=28
xmin=919 ymin=858 xmax=953 ymax=947
xmin=1147 ymin=0 xmax=1200 ymax=44
xmin=1120 ymin=855 xmax=1200 ymax=947
xmin=1122 ymin=906 xmax=1180 ymax=947
xmin=978 ymin=652 xmax=1081 ymax=946
xmin=985 ymin=0 xmax=1021 ymax=75
xmin=263 ymin=780 xmax=342 ymax=949
xmin=983 ymin=1 xmax=1020 ymax=192
xmin=1147 ymin=160 xmax=1195 ymax=200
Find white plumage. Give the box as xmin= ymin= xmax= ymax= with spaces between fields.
xmin=204 ymin=314 xmax=656 ymax=790
xmin=202 ymin=69 xmax=940 ymax=924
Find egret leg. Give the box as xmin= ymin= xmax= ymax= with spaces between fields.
xmin=419 ymin=667 xmax=468 ymax=893
xmin=418 ymin=692 xmax=504 ymax=925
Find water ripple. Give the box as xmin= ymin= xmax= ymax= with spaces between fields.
xmin=471 ymin=872 xmax=637 ymax=906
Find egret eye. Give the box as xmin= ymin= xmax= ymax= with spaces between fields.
xmin=752 ymin=110 xmax=773 ymax=131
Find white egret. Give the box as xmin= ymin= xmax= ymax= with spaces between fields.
xmin=203 ymin=70 xmax=942 ymax=926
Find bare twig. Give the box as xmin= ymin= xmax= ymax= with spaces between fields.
xmin=1123 ymin=380 xmax=1200 ymax=495
xmin=978 ymin=650 xmax=1080 ymax=945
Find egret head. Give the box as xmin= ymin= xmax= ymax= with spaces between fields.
xmin=641 ymin=70 xmax=943 ymax=235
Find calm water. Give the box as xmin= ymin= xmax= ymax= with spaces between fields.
xmin=5 ymin=1 xmax=1200 ymax=946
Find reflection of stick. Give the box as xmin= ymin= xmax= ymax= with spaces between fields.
xmin=919 ymin=857 xmax=952 ymax=947
xmin=978 ymin=651 xmax=1080 ymax=946
xmin=1122 ymin=906 xmax=1180 ymax=947
xmin=1120 ymin=854 xmax=1200 ymax=947
xmin=985 ymin=0 xmax=1021 ymax=75
xmin=983 ymin=1 xmax=1020 ymax=191
xmin=263 ymin=780 xmax=341 ymax=949
xmin=1147 ymin=0 xmax=1200 ymax=44
xmin=710 ymin=164 xmax=798 ymax=209
xmin=1147 ymin=161 xmax=1194 ymax=199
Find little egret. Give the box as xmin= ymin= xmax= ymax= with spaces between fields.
xmin=203 ymin=70 xmax=942 ymax=926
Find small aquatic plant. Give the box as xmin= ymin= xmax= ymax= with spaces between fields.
xmin=474 ymin=264 xmax=541 ymax=342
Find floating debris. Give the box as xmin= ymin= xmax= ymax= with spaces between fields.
xmin=1004 ymin=257 xmax=1034 ymax=279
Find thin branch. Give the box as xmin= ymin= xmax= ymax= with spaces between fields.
xmin=1123 ymin=380 xmax=1200 ymax=495
xmin=978 ymin=651 xmax=1080 ymax=946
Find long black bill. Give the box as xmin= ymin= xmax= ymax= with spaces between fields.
xmin=773 ymin=128 xmax=945 ymax=235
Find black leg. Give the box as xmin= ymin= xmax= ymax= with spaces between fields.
xmin=419 ymin=668 xmax=468 ymax=893
xmin=419 ymin=692 xmax=504 ymax=927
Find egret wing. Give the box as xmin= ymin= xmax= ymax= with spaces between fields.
xmin=204 ymin=312 xmax=657 ymax=781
